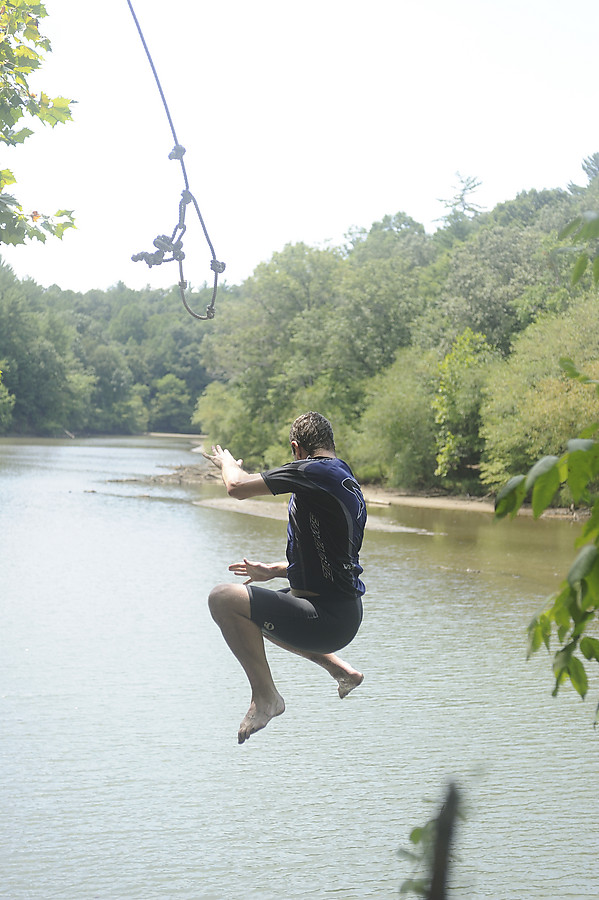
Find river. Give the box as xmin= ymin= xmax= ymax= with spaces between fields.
xmin=1 ymin=436 xmax=597 ymax=900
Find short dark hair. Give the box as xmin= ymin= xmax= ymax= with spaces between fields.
xmin=289 ymin=411 xmax=335 ymax=455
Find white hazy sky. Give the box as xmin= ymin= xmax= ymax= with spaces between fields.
xmin=2 ymin=0 xmax=598 ymax=294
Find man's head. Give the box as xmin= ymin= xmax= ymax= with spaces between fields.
xmin=289 ymin=411 xmax=336 ymax=457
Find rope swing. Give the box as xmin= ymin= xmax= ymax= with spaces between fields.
xmin=126 ymin=0 xmax=225 ymax=320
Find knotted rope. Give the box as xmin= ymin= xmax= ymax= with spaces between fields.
xmin=126 ymin=0 xmax=225 ymax=319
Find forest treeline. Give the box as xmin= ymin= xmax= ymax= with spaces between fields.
xmin=1 ymin=160 xmax=599 ymax=497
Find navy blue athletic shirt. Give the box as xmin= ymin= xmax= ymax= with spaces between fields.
xmin=261 ymin=457 xmax=366 ymax=599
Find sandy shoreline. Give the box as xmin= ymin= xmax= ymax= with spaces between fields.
xmin=361 ymin=485 xmax=496 ymax=513
xmin=192 ymin=495 xmax=439 ymax=534
xmin=360 ymin=487 xmax=587 ymax=518
xmin=152 ymin=461 xmax=585 ymax=520
xmin=148 ymin=435 xmax=588 ymax=519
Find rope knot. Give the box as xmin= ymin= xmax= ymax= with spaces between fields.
xmin=210 ymin=259 xmax=226 ymax=274
xmin=131 ymin=249 xmax=164 ymax=267
xmin=168 ymin=144 xmax=186 ymax=160
xmin=153 ymin=234 xmax=175 ymax=252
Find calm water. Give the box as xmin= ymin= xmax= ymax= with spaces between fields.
xmin=1 ymin=436 xmax=598 ymax=900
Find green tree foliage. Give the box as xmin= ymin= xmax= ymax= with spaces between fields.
xmin=198 ymin=243 xmax=354 ymax=463
xmin=149 ymin=373 xmax=191 ymax=432
xmin=432 ymin=224 xmax=571 ymax=352
xmin=0 ymin=262 xmax=218 ymax=435
xmin=0 ymin=1 xmax=75 ymax=243
xmin=191 ymin=380 xmax=265 ymax=466
xmin=348 ymin=347 xmax=439 ymax=488
xmin=2 ymin=152 xmax=599 ymax=497
xmin=433 ymin=173 xmax=486 ymax=250
xmin=0 ymin=264 xmax=75 ymax=432
xmin=433 ymin=329 xmax=496 ymax=483
xmin=558 ymin=211 xmax=599 ymax=288
xmin=335 ymin=213 xmax=436 ymax=373
xmin=582 ymin=153 xmax=599 ymax=183
xmin=480 ymin=297 xmax=599 ymax=490
xmin=0 ymin=365 xmax=15 ymax=432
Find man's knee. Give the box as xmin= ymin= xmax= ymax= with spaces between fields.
xmin=208 ymin=583 xmax=229 ymax=621
xmin=208 ymin=583 xmax=249 ymax=623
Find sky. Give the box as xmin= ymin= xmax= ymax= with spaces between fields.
xmin=2 ymin=0 xmax=599 ymax=294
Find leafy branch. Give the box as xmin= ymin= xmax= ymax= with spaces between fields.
xmin=399 ymin=783 xmax=461 ymax=899
xmin=495 ymin=356 xmax=599 ymax=721
xmin=0 ymin=1 xmax=75 ymax=244
xmin=0 ymin=166 xmax=73 ymax=243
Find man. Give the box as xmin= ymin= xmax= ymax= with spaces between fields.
xmin=204 ymin=411 xmax=366 ymax=744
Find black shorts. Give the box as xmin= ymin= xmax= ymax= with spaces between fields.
xmin=247 ymin=585 xmax=363 ymax=654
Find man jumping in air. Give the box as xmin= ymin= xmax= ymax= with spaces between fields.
xmin=204 ymin=411 xmax=366 ymax=744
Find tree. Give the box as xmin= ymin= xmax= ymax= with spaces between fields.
xmin=0 ymin=365 xmax=15 ymax=432
xmin=487 ymin=187 xmax=574 ymax=230
xmin=335 ymin=220 xmax=434 ymax=376
xmin=434 ymin=224 xmax=571 ymax=353
xmin=582 ymin=152 xmax=599 ymax=184
xmin=149 ymin=373 xmax=191 ymax=433
xmin=349 ymin=347 xmax=439 ymax=488
xmin=345 ymin=211 xmax=430 ymax=266
xmin=434 ymin=173 xmax=485 ymax=248
xmin=199 ymin=243 xmax=346 ymax=458
xmin=433 ymin=328 xmax=496 ymax=485
xmin=82 ymin=343 xmax=138 ymax=433
xmin=0 ymin=1 xmax=75 ymax=244
xmin=480 ymin=297 xmax=599 ymax=490
xmin=0 ymin=269 xmax=72 ymax=432
xmin=192 ymin=380 xmax=269 ymax=470
xmin=439 ymin=172 xmax=484 ymax=218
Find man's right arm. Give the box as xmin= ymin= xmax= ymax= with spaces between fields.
xmin=203 ymin=444 xmax=272 ymax=500
xmin=223 ymin=468 xmax=269 ymax=500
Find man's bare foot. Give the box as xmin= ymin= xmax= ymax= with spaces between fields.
xmin=336 ymin=670 xmax=364 ymax=699
xmin=238 ymin=692 xmax=285 ymax=744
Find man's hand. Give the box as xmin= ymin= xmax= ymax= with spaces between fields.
xmin=203 ymin=445 xmax=243 ymax=470
xmin=202 ymin=444 xmax=270 ymax=499
xmin=229 ymin=558 xmax=288 ymax=585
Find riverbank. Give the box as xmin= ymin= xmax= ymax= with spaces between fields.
xmin=147 ymin=460 xmax=587 ymax=520
xmin=361 ymin=486 xmax=588 ymax=519
xmin=361 ymin=485 xmax=496 ymax=514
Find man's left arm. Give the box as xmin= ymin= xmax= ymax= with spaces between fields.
xmin=203 ymin=444 xmax=271 ymax=499
xmin=229 ymin=558 xmax=288 ymax=584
